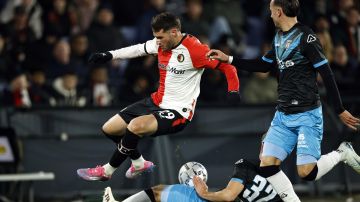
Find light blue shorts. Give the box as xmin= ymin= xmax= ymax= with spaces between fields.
xmin=262 ymin=106 xmax=323 ymax=165
xmin=161 ymin=184 xmax=208 ymax=202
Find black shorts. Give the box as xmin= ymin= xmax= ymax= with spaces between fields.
xmin=118 ymin=97 xmax=189 ymax=136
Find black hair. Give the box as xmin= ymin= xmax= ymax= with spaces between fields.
xmin=151 ymin=12 xmax=181 ymax=32
xmin=273 ymin=0 xmax=300 ymax=17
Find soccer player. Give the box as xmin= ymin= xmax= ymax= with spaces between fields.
xmin=77 ymin=12 xmax=240 ymax=181
xmin=206 ymin=0 xmax=360 ymax=201
xmin=103 ymin=159 xmax=282 ymax=202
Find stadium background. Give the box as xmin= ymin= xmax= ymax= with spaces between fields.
xmin=0 ymin=0 xmax=359 ymax=201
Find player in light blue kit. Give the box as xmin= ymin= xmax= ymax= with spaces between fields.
xmin=207 ymin=0 xmax=360 ymax=201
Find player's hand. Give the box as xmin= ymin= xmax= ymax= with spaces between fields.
xmin=206 ymin=49 xmax=229 ymax=63
xmin=339 ymin=110 xmax=360 ymax=131
xmin=193 ymin=175 xmax=208 ymax=197
xmin=88 ymin=52 xmax=113 ymax=64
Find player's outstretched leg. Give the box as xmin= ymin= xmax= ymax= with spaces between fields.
xmin=300 ymin=141 xmax=360 ymax=183
xmin=338 ymin=141 xmax=360 ymax=173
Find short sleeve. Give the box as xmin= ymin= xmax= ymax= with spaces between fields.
xmin=302 ymin=32 xmax=328 ymax=68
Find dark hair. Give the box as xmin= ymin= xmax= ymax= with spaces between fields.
xmin=273 ymin=0 xmax=300 ymax=17
xmin=151 ymin=12 xmax=181 ymax=32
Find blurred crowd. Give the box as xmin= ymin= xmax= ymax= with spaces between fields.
xmin=0 ymin=0 xmax=359 ymax=108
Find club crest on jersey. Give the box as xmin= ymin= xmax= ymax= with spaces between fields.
xmin=307 ymin=34 xmax=316 ymax=43
xmin=177 ymin=54 xmax=185 ymax=62
xmin=285 ymin=40 xmax=292 ymax=49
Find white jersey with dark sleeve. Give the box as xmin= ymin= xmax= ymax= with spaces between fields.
xmin=231 ymin=159 xmax=282 ymax=202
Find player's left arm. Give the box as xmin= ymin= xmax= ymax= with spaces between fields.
xmin=191 ymin=44 xmax=240 ymax=93
xmin=302 ymin=31 xmax=360 ymax=130
xmin=193 ymin=175 xmax=244 ymax=202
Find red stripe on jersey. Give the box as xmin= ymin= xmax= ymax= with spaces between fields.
xmin=151 ymin=49 xmax=173 ymax=106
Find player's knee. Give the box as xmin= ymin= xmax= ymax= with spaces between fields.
xmin=128 ymin=120 xmax=148 ymax=135
xmin=297 ymin=169 xmax=310 ymax=178
xmin=102 ymin=124 xmax=111 ymax=134
xmin=298 ymin=165 xmax=318 ymax=181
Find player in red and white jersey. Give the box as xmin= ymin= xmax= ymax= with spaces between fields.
xmin=77 ymin=12 xmax=240 ymax=181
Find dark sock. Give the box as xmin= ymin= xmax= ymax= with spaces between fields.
xmin=109 ymin=149 xmax=127 ymax=168
xmin=302 ymin=165 xmax=318 ymax=181
xmin=102 ymin=129 xmax=121 ymax=144
xmin=144 ymin=188 xmax=156 ymax=202
xmin=129 ymin=149 xmax=141 ymax=160
xmin=109 ymin=129 xmax=141 ymax=167
xmin=259 ymin=165 xmax=280 ymax=178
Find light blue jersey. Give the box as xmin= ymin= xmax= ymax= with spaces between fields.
xmin=161 ymin=184 xmax=208 ymax=202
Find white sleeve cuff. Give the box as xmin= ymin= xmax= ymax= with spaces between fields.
xmin=228 ymin=56 xmax=233 ymax=64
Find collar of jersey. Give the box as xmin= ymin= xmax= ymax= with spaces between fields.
xmin=171 ymin=34 xmax=188 ymax=50
xmin=282 ymin=22 xmax=301 ymax=35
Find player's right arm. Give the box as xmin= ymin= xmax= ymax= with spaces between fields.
xmin=206 ymin=49 xmax=275 ymax=73
xmin=193 ymin=175 xmax=244 ymax=202
xmin=194 ymin=159 xmax=251 ymax=202
xmin=88 ymin=38 xmax=158 ymax=64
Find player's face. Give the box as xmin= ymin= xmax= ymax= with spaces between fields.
xmin=153 ymin=29 xmax=175 ymax=51
xmin=269 ymin=0 xmax=281 ymax=28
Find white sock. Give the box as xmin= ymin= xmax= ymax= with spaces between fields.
xmin=103 ymin=163 xmax=117 ymax=176
xmin=315 ymin=151 xmax=341 ymax=180
xmin=266 ymin=170 xmax=301 ymax=202
xmin=131 ymin=155 xmax=145 ymax=169
xmin=123 ymin=190 xmax=152 ymax=202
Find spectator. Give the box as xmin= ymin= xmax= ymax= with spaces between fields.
xmin=87 ymin=5 xmax=125 ymax=52
xmin=70 ymin=33 xmax=90 ymax=83
xmin=198 ymin=70 xmax=227 ymax=103
xmin=330 ymin=45 xmax=357 ymax=93
xmin=46 ymin=39 xmax=74 ymax=80
xmin=27 ymin=67 xmax=53 ymax=106
xmin=83 ymin=65 xmax=115 ymax=106
xmin=121 ymin=74 xmax=152 ymax=103
xmin=332 ymin=7 xmax=360 ymax=63
xmin=135 ymin=0 xmax=166 ymax=42
xmin=181 ymin=0 xmax=209 ymax=39
xmin=329 ymin=0 xmax=354 ymax=28
xmin=2 ymin=67 xmax=31 ymax=108
xmin=204 ymin=0 xmax=245 ymax=48
xmin=242 ymin=72 xmax=278 ymax=104
xmin=0 ymin=0 xmax=43 ymax=39
xmin=70 ymin=0 xmax=99 ymax=33
xmin=4 ymin=6 xmax=36 ymax=68
xmin=314 ymin=15 xmax=333 ymax=61
xmin=0 ymin=34 xmax=10 ymax=81
xmin=345 ymin=7 xmax=360 ymax=62
xmin=110 ymin=0 xmax=145 ymax=27
xmin=50 ymin=69 xmax=86 ymax=107
xmin=42 ymin=0 xmax=76 ymax=41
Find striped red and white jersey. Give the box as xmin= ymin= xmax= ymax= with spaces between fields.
xmin=110 ymin=34 xmax=239 ymax=120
